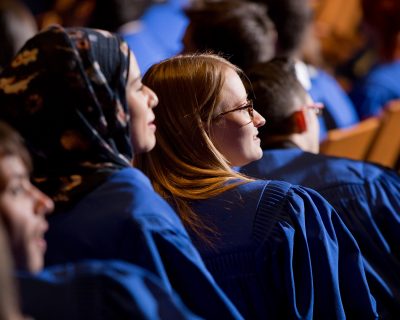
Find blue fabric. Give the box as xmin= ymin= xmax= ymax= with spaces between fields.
xmin=189 ymin=179 xmax=378 ymax=319
xmin=350 ymin=60 xmax=400 ymax=118
xmin=122 ymin=0 xmax=189 ymax=73
xmin=18 ymin=260 xmax=200 ymax=320
xmin=308 ymin=68 xmax=359 ymax=140
xmin=240 ymin=148 xmax=400 ymax=318
xmin=45 ymin=167 xmax=242 ymax=320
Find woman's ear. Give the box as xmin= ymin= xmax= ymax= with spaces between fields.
xmin=292 ymin=110 xmax=308 ymax=133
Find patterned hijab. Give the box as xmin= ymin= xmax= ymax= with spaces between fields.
xmin=0 ymin=25 xmax=134 ymax=206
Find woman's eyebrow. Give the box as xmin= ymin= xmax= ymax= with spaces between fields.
xmin=128 ymin=75 xmax=141 ymax=85
xmin=9 ymin=172 xmax=29 ymax=182
xmin=233 ymin=97 xmax=249 ymax=107
xmin=132 ymin=75 xmax=142 ymax=83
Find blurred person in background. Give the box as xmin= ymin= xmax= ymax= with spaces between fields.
xmin=248 ymin=0 xmax=360 ymax=139
xmin=34 ymin=0 xmax=188 ymax=73
xmin=0 ymin=0 xmax=38 ymax=70
xmin=182 ymin=0 xmax=276 ymax=71
xmin=0 ymin=121 xmax=53 ymax=274
xmin=350 ymin=0 xmax=400 ymax=119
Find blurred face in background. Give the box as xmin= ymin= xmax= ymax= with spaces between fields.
xmin=0 ymin=155 xmax=53 ymax=273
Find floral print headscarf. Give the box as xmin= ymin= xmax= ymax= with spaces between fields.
xmin=0 ymin=25 xmax=134 ymax=206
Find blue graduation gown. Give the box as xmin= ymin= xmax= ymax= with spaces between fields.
xmin=18 ymin=260 xmax=201 ymax=320
xmin=350 ymin=60 xmax=400 ymax=118
xmin=308 ymin=67 xmax=359 ymax=140
xmin=122 ymin=0 xmax=189 ymax=73
xmin=241 ymin=148 xmax=400 ymax=318
xmin=189 ymin=180 xmax=378 ymax=319
xmin=45 ymin=168 xmax=242 ymax=320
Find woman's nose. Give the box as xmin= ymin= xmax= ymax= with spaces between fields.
xmin=146 ymin=86 xmax=159 ymax=109
xmin=33 ymin=187 xmax=54 ymax=216
xmin=253 ymin=110 xmax=266 ymax=128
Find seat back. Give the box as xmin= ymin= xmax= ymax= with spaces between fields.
xmin=366 ymin=100 xmax=400 ymax=168
xmin=320 ymin=117 xmax=380 ymax=160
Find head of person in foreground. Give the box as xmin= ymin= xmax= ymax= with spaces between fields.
xmin=0 ymin=121 xmax=54 ymax=273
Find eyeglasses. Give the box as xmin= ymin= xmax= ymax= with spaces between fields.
xmin=302 ymin=102 xmax=324 ymax=116
xmin=213 ymin=99 xmax=254 ymax=120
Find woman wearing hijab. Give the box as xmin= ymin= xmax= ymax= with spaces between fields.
xmin=0 ymin=120 xmax=199 ymax=319
xmin=0 ymin=25 xmax=241 ymax=319
xmin=136 ymin=53 xmax=378 ymax=319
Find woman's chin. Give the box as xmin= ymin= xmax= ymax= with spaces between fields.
xmin=134 ymin=138 xmax=156 ymax=155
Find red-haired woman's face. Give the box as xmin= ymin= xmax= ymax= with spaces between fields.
xmin=210 ymin=68 xmax=266 ymax=166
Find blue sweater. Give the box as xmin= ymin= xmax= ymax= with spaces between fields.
xmin=309 ymin=68 xmax=359 ymax=139
xmin=241 ymin=148 xmax=400 ymax=318
xmin=350 ymin=60 xmax=400 ymax=118
xmin=45 ymin=168 xmax=242 ymax=319
xmin=18 ymin=260 xmax=200 ymax=320
xmin=189 ymin=179 xmax=378 ymax=319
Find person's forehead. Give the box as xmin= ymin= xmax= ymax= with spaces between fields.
xmin=215 ymin=68 xmax=246 ymax=112
xmin=223 ymin=67 xmax=244 ymax=88
xmin=222 ymin=68 xmax=246 ymax=97
xmin=0 ymin=155 xmax=27 ymax=178
xmin=129 ymin=52 xmax=141 ymax=79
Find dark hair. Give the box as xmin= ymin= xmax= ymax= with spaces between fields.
xmin=0 ymin=121 xmax=31 ymax=191
xmin=88 ymin=0 xmax=163 ymax=31
xmin=251 ymin=0 xmax=312 ymax=57
xmin=246 ymin=57 xmax=308 ymax=136
xmin=184 ymin=0 xmax=276 ymax=70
